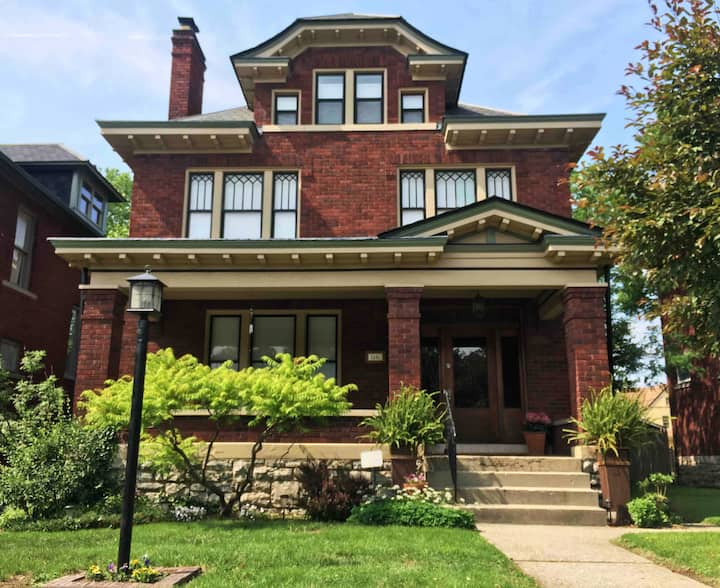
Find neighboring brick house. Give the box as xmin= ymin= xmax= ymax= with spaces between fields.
xmin=53 ymin=15 xmax=612 ymax=449
xmin=0 ymin=144 xmax=122 ymax=390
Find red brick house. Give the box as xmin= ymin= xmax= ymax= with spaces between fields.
xmin=53 ymin=15 xmax=612 ymax=449
xmin=0 ymin=144 xmax=122 ymax=388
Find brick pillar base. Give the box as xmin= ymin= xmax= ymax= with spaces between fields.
xmin=74 ymin=289 xmax=127 ymax=407
xmin=386 ymin=287 xmax=423 ymax=396
xmin=563 ymin=286 xmax=610 ymax=418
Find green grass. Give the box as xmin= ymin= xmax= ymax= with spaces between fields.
xmin=617 ymin=532 xmax=720 ymax=586
xmin=668 ymin=486 xmax=720 ymax=525
xmin=0 ymin=520 xmax=537 ymax=587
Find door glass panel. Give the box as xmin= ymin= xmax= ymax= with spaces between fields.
xmin=452 ymin=337 xmax=488 ymax=408
xmin=501 ymin=336 xmax=522 ymax=408
xmin=421 ymin=337 xmax=440 ymax=393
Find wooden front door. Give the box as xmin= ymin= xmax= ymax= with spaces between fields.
xmin=421 ymin=325 xmax=524 ymax=444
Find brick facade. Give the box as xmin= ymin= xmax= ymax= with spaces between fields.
xmin=386 ymin=287 xmax=423 ymax=394
xmin=168 ymin=26 xmax=205 ymax=119
xmin=562 ymin=287 xmax=610 ymax=418
xmin=0 ymin=178 xmax=83 ymax=387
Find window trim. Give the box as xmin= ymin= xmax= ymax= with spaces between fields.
xmin=271 ymin=171 xmax=299 ymax=238
xmin=399 ymin=89 xmax=427 ymax=123
xmin=272 ymin=90 xmax=301 ymax=125
xmin=353 ymin=71 xmax=384 ymax=124
xmin=221 ymin=172 xmax=265 ymax=239
xmin=204 ymin=309 xmax=342 ymax=381
xmin=399 ymin=170 xmax=426 ymax=226
xmin=9 ymin=207 xmax=35 ymax=291
xmin=315 ymin=72 xmax=346 ymax=125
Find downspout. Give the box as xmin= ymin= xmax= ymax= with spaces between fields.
xmin=604 ymin=266 xmax=615 ymax=390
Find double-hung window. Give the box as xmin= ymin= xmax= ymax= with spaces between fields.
xmin=485 ymin=169 xmax=513 ymax=200
xmin=10 ymin=209 xmax=34 ymax=290
xmin=401 ymin=92 xmax=424 ymax=123
xmin=400 ymin=171 xmax=425 ymax=225
xmin=186 ymin=173 xmax=214 ymax=238
xmin=272 ymin=172 xmax=298 ymax=238
xmin=223 ymin=173 xmax=263 ymax=239
xmin=316 ymin=74 xmax=345 ymax=124
xmin=274 ymin=94 xmax=299 ymax=125
xmin=435 ymin=170 xmax=476 ymax=214
xmin=354 ymin=73 xmax=383 ymax=124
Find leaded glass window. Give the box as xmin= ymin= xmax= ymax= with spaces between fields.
xmin=486 ymin=169 xmax=513 ymax=200
xmin=272 ymin=173 xmax=298 ymax=238
xmin=223 ymin=173 xmax=263 ymax=238
xmin=435 ymin=170 xmax=476 ymax=214
xmin=187 ymin=173 xmax=214 ymax=238
xmin=400 ymin=170 xmax=425 ymax=225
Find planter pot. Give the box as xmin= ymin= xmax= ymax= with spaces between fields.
xmin=390 ymin=447 xmax=417 ymax=485
xmin=597 ymin=450 xmax=631 ymax=512
xmin=523 ymin=431 xmax=546 ymax=456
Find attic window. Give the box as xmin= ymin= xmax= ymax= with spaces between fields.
xmin=274 ymin=93 xmax=299 ymax=125
xmin=401 ymin=92 xmax=425 ymax=123
xmin=78 ymin=183 xmax=106 ymax=227
xmin=316 ymin=74 xmax=345 ymax=124
xmin=354 ymin=73 xmax=383 ymax=124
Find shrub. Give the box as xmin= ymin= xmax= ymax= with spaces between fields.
xmin=638 ymin=472 xmax=675 ymax=498
xmin=297 ymin=461 xmax=370 ymax=521
xmin=348 ymin=499 xmax=474 ymax=529
xmin=0 ymin=506 xmax=29 ymax=528
xmin=627 ymin=494 xmax=672 ymax=528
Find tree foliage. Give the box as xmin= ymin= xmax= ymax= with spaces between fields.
xmin=104 ymin=168 xmax=132 ymax=238
xmin=80 ymin=349 xmax=355 ymax=517
xmin=573 ymin=0 xmax=720 ymax=361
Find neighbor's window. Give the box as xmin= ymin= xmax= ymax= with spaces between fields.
xmin=209 ymin=315 xmax=241 ymax=369
xmin=307 ymin=315 xmax=337 ymax=379
xmin=10 ymin=209 xmax=35 ymax=290
xmin=401 ymin=92 xmax=424 ymax=123
xmin=272 ymin=172 xmax=298 ymax=238
xmin=274 ymin=94 xmax=299 ymax=125
xmin=354 ymin=73 xmax=383 ymax=124
xmin=223 ymin=173 xmax=263 ymax=239
xmin=186 ymin=173 xmax=214 ymax=238
xmin=435 ymin=170 xmax=476 ymax=214
xmin=316 ymin=74 xmax=345 ymax=124
xmin=78 ymin=183 xmax=105 ymax=227
xmin=251 ymin=316 xmax=295 ymax=368
xmin=0 ymin=339 xmax=21 ymax=373
xmin=486 ymin=169 xmax=513 ymax=200
xmin=64 ymin=306 xmax=80 ymax=380
xmin=400 ymin=170 xmax=425 ymax=225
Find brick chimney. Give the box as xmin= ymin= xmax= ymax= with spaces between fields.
xmin=168 ymin=17 xmax=205 ymax=119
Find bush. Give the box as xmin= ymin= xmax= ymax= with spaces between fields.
xmin=348 ymin=499 xmax=474 ymax=529
xmin=0 ymin=506 xmax=29 ymax=528
xmin=297 ymin=461 xmax=370 ymax=521
xmin=627 ymin=494 xmax=672 ymax=528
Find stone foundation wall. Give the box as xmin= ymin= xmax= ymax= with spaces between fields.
xmin=135 ymin=457 xmax=392 ymax=516
xmin=677 ymin=456 xmax=720 ymax=488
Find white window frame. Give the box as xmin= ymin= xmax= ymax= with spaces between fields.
xmin=9 ymin=208 xmax=35 ymax=291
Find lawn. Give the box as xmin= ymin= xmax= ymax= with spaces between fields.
xmin=617 ymin=532 xmax=720 ymax=587
xmin=668 ymin=486 xmax=720 ymax=525
xmin=0 ymin=520 xmax=537 ymax=587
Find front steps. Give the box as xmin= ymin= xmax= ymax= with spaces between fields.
xmin=427 ymin=455 xmax=606 ymax=526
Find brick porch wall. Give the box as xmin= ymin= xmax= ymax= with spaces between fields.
xmin=386 ymin=287 xmax=422 ymax=394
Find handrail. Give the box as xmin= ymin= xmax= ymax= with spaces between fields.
xmin=442 ymin=389 xmax=458 ymax=502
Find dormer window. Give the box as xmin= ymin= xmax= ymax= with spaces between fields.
xmin=401 ymin=92 xmax=425 ymax=123
xmin=316 ymin=74 xmax=345 ymax=124
xmin=354 ymin=73 xmax=383 ymax=124
xmin=274 ymin=93 xmax=299 ymax=125
xmin=77 ymin=182 xmax=106 ymax=228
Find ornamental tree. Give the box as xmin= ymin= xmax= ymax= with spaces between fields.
xmin=573 ymin=0 xmax=720 ymax=364
xmin=80 ymin=349 xmax=355 ymax=517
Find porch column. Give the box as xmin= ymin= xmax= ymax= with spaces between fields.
xmin=562 ymin=286 xmax=610 ymax=418
xmin=386 ymin=287 xmax=423 ymax=395
xmin=74 ymin=289 xmax=127 ymax=407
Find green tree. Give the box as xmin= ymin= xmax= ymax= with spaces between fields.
xmin=574 ymin=0 xmax=720 ymax=365
xmin=80 ymin=349 xmax=355 ymax=517
xmin=104 ymin=168 xmax=132 ymax=237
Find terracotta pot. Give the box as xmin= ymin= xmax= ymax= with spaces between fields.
xmin=523 ymin=430 xmax=546 ymax=456
xmin=390 ymin=447 xmax=417 ymax=485
xmin=597 ymin=450 xmax=631 ymax=512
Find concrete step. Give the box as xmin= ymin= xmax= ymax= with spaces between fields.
xmin=466 ymin=504 xmax=607 ymax=526
xmin=427 ymin=455 xmax=582 ymax=473
xmin=458 ymin=486 xmax=601 ymax=507
xmin=429 ymin=470 xmax=592 ymax=489
xmin=427 ymin=443 xmax=528 ymax=455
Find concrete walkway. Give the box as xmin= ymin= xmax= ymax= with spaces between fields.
xmin=478 ymin=523 xmax=710 ymax=587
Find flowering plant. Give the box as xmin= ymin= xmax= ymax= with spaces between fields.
xmin=85 ymin=555 xmax=164 ymax=583
xmin=524 ymin=412 xmax=551 ymax=432
xmin=402 ymin=473 xmax=427 ymax=489
xmin=361 ymin=483 xmax=460 ymax=506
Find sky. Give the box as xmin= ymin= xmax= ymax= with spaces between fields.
xmin=0 ymin=0 xmax=664 ymax=384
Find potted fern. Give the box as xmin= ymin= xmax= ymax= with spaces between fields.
xmin=565 ymin=387 xmax=653 ymax=514
xmin=361 ymin=385 xmax=446 ymax=484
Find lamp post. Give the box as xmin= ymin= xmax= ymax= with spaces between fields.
xmin=118 ymin=267 xmax=164 ymax=568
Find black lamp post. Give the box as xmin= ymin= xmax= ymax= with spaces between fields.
xmin=118 ymin=267 xmax=164 ymax=568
